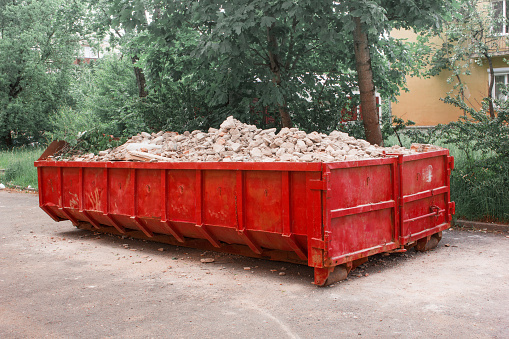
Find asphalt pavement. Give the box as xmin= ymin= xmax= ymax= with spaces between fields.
xmin=1 ymin=190 xmax=508 ymax=338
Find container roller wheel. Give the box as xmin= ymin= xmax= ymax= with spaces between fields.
xmin=415 ymin=231 xmax=442 ymax=252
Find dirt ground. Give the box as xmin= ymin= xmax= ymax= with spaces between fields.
xmin=1 ymin=190 xmax=508 ymax=338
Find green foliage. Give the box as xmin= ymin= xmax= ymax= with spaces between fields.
xmin=451 ymin=158 xmax=509 ymax=223
xmin=440 ymin=96 xmax=509 ymax=159
xmin=422 ymin=0 xmax=503 ymax=116
xmin=0 ymin=146 xmax=42 ymax=188
xmin=46 ymin=106 xmax=99 ymax=143
xmin=79 ymin=56 xmax=146 ymax=137
xmin=0 ymin=0 xmax=85 ymax=148
xmin=430 ymin=96 xmax=508 ymax=223
xmin=44 ymin=56 xmax=144 ymax=154
xmin=67 ymin=130 xmax=128 ymax=155
xmin=0 ymin=0 xmax=458 ymax=149
xmin=98 ymin=0 xmax=453 ymax=136
xmin=44 ymin=104 xmax=127 ymax=155
xmin=292 ymin=95 xmax=360 ymax=134
xmin=380 ymin=100 xmax=416 ymax=145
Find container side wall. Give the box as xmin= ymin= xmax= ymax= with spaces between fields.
xmin=83 ymin=168 xmax=106 ymax=212
xmin=202 ymin=170 xmax=237 ymax=228
xmin=330 ymin=165 xmax=393 ymax=205
xmin=36 ymin=161 xmax=322 ymax=261
xmin=40 ymin=166 xmax=61 ymax=206
xmin=136 ymin=169 xmax=162 ymax=219
xmin=306 ymin=171 xmax=325 ymax=267
xmin=62 ymin=168 xmax=80 ymax=209
xmin=167 ymin=169 xmax=197 ymax=223
xmin=244 ymin=171 xmax=283 ymax=233
xmin=401 ymin=156 xmax=446 ymax=196
xmin=325 ymin=162 xmax=398 ymax=265
xmin=108 ymin=168 xmax=133 ymax=215
xmin=399 ymin=152 xmax=452 ymax=243
xmin=289 ymin=172 xmax=309 ymax=236
xmin=329 ymin=209 xmax=394 ymax=256
xmin=39 ymin=166 xmax=67 ymax=220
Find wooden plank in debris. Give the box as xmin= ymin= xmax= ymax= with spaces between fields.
xmin=126 ymin=150 xmax=170 ymax=162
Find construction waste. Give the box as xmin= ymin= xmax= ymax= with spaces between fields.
xmin=57 ymin=116 xmax=442 ymax=163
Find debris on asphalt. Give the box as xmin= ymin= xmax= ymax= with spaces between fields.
xmin=200 ymin=258 xmax=215 ymax=263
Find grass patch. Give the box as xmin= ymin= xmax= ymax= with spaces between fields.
xmin=0 ymin=146 xmax=44 ymax=189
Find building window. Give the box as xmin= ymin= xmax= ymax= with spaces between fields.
xmin=495 ymin=74 xmax=508 ymax=100
xmin=492 ymin=0 xmax=509 ymax=34
xmin=490 ymin=67 xmax=509 ymax=100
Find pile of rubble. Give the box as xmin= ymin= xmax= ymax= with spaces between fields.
xmin=63 ymin=116 xmax=441 ymax=163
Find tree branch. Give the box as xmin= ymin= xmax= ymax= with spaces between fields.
xmin=290 ymin=42 xmax=323 ymax=70
xmin=249 ymin=47 xmax=268 ymax=64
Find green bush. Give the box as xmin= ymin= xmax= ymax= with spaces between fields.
xmin=451 ymin=159 xmax=509 ymax=222
xmin=406 ymin=96 xmax=509 ymax=223
xmin=441 ymin=98 xmax=509 ymax=223
xmin=44 ymin=56 xmax=145 ymax=154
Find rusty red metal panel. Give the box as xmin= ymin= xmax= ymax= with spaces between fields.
xmin=288 ymin=171 xmax=309 ymax=236
xmin=306 ymin=170 xmax=325 ymax=267
xmin=167 ymin=169 xmax=197 ymax=223
xmin=244 ymin=171 xmax=283 ymax=233
xmin=323 ymin=158 xmax=399 ymax=266
xmin=202 ymin=170 xmax=237 ymax=228
xmin=34 ymin=160 xmax=323 ymax=172
xmin=108 ymin=168 xmax=132 ymax=215
xmin=62 ymin=168 xmax=80 ymax=209
xmin=135 ymin=169 xmax=163 ymax=219
xmin=82 ymin=168 xmax=106 ymax=211
xmin=399 ymin=151 xmax=451 ymax=244
xmin=39 ymin=166 xmax=60 ymax=207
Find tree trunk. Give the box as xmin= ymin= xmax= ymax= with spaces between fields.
xmin=112 ymin=30 xmax=148 ymax=99
xmin=352 ymin=17 xmax=383 ymax=146
xmin=131 ymin=56 xmax=148 ymax=98
xmin=455 ymin=74 xmax=467 ymax=116
xmin=278 ymin=98 xmax=292 ymax=128
xmin=267 ymin=25 xmax=292 ymax=128
xmin=3 ymin=76 xmax=23 ymax=147
xmin=486 ymin=53 xmax=495 ymax=119
xmin=3 ymin=132 xmax=13 ymax=148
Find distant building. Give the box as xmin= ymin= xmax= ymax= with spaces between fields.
xmin=74 ymin=42 xmax=100 ymax=64
xmin=391 ymin=1 xmax=509 ymax=126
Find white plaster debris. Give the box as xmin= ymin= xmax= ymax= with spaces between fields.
xmin=65 ymin=116 xmax=440 ymax=163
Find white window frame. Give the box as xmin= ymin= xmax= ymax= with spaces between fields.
xmin=488 ymin=67 xmax=509 ymax=100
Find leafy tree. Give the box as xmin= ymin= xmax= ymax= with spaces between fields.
xmin=101 ymin=0 xmax=453 ymax=145
xmin=85 ymin=0 xmax=150 ymax=98
xmin=424 ymin=0 xmax=507 ymax=118
xmin=334 ymin=1 xmax=455 ymax=145
xmin=0 ymin=0 xmax=85 ymax=148
xmin=131 ymin=0 xmax=355 ymax=131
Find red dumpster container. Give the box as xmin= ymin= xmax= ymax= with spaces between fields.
xmin=35 ymin=144 xmax=454 ymax=286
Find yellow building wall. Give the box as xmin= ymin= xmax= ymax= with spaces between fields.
xmin=391 ymin=29 xmax=508 ymax=126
